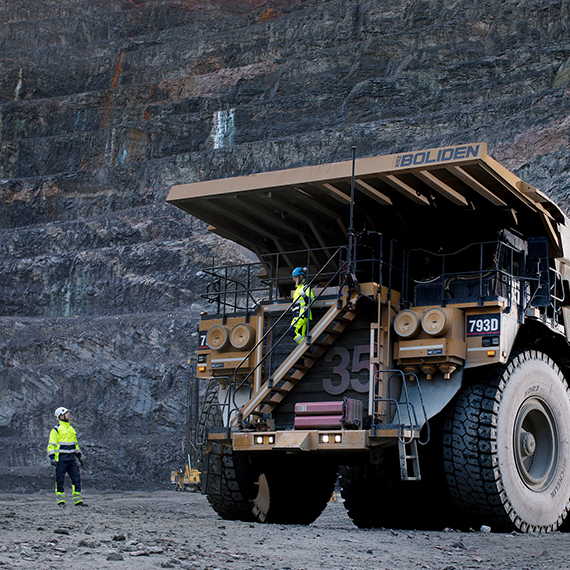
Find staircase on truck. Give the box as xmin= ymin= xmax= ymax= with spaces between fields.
xmin=167 ymin=143 xmax=570 ymax=532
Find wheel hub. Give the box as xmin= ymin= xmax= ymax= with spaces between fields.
xmin=513 ymin=397 xmax=558 ymax=492
xmin=520 ymin=431 xmax=536 ymax=456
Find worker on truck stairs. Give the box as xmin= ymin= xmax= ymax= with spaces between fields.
xmin=47 ymin=407 xmax=86 ymax=506
xmin=289 ymin=267 xmax=314 ymax=343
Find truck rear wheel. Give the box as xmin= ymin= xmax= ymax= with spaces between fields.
xmin=339 ymin=437 xmax=458 ymax=530
xmin=339 ymin=459 xmax=429 ymax=529
xmin=339 ymin=463 xmax=387 ymax=528
xmin=443 ymin=350 xmax=570 ymax=532
xmin=205 ymin=448 xmax=337 ymax=524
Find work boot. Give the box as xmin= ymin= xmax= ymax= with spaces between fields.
xmin=57 ymin=502 xmax=66 ymax=507
xmin=75 ymin=501 xmax=87 ymax=507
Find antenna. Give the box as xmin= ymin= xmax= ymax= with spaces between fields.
xmin=348 ymin=146 xmax=357 ymax=273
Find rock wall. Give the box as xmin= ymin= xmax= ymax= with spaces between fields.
xmin=1 ymin=0 xmax=570 ymax=490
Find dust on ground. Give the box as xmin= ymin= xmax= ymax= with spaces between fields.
xmin=0 ymin=489 xmax=568 ymax=570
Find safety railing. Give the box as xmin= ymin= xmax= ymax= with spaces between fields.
xmin=406 ymin=238 xmax=533 ymax=310
xmin=259 ymin=234 xmax=405 ymax=300
xmin=200 ymin=234 xmax=405 ymax=317
xmin=542 ymin=265 xmax=565 ymax=330
xmin=201 ymin=262 xmax=271 ymax=318
xmin=371 ymin=369 xmax=429 ymax=445
xmin=228 ymin=246 xmax=350 ymax=423
xmin=195 ymin=378 xmax=234 ymax=448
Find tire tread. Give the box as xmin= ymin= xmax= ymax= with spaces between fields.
xmin=443 ymin=350 xmax=570 ymax=532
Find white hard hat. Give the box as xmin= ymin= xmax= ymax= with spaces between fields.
xmin=54 ymin=407 xmax=69 ymax=418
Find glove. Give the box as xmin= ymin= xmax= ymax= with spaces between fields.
xmin=50 ymin=459 xmax=57 ymax=467
xmin=76 ymin=453 xmax=84 ymax=466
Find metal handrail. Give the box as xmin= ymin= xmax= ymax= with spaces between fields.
xmin=407 ymin=238 xmax=548 ymax=314
xmin=548 ymin=266 xmax=565 ymax=328
xmin=194 ymin=378 xmax=232 ymax=447
xmin=371 ymin=369 xmax=429 ymax=445
xmin=201 ymin=262 xmax=271 ymax=315
xmin=228 ymin=246 xmax=350 ymax=422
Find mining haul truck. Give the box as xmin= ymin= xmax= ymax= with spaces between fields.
xmin=167 ymin=143 xmax=570 ymax=532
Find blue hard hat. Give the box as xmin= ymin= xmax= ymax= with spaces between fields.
xmin=292 ymin=267 xmax=306 ymax=277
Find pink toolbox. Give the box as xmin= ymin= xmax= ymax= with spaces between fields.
xmin=295 ymin=401 xmax=343 ymax=415
xmin=294 ymin=399 xmax=364 ymax=429
xmin=294 ymin=415 xmax=343 ymax=429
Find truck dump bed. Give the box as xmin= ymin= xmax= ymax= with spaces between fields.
xmin=167 ymin=142 xmax=568 ymax=263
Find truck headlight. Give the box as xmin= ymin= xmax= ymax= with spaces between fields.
xmin=320 ymin=434 xmax=342 ymax=444
xmin=255 ymin=435 xmax=274 ymax=445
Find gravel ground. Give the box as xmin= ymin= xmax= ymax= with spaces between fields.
xmin=0 ymin=489 xmax=568 ymax=570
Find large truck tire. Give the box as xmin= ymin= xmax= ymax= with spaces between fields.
xmin=339 ymin=435 xmax=458 ymax=530
xmin=339 ymin=463 xmax=386 ymax=528
xmin=252 ymin=454 xmax=338 ymax=524
xmin=339 ymin=459 xmax=424 ymax=529
xmin=197 ymin=382 xmax=256 ymax=522
xmin=443 ymin=350 xmax=570 ymax=532
xmin=198 ymin=382 xmax=337 ymax=524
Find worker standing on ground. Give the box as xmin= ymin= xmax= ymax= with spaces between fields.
xmin=289 ymin=267 xmax=314 ymax=343
xmin=47 ymin=407 xmax=86 ymax=506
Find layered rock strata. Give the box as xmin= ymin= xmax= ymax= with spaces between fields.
xmin=1 ymin=0 xmax=570 ymax=488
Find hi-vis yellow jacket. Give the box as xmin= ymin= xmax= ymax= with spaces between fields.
xmin=47 ymin=421 xmax=81 ymax=462
xmin=292 ymin=283 xmax=314 ymax=320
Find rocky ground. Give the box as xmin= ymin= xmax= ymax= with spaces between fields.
xmin=0 ymin=489 xmax=568 ymax=570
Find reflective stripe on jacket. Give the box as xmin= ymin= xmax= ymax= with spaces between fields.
xmin=292 ymin=284 xmax=314 ymax=320
xmin=47 ymin=421 xmax=80 ymax=462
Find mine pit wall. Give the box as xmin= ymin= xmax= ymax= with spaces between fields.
xmin=0 ymin=312 xmax=195 ymax=491
xmin=0 ymin=196 xmax=254 ymax=490
xmin=0 ymin=191 xmax=254 ymax=490
xmin=3 ymin=0 xmax=570 ymax=490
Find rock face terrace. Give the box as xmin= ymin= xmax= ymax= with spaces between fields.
xmin=2 ymin=0 xmax=570 ymax=489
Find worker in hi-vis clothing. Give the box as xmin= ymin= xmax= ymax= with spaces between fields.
xmin=47 ymin=407 xmax=86 ymax=506
xmin=289 ymin=267 xmax=314 ymax=343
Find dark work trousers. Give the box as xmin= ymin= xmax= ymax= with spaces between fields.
xmin=55 ymin=457 xmax=81 ymax=494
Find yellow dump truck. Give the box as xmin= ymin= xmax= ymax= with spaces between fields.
xmin=167 ymin=143 xmax=570 ymax=532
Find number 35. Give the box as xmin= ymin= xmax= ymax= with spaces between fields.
xmin=323 ymin=345 xmax=370 ymax=395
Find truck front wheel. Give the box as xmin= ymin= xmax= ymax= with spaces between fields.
xmin=199 ymin=383 xmax=337 ymax=524
xmin=250 ymin=454 xmax=338 ymax=524
xmin=443 ymin=350 xmax=570 ymax=532
xmin=198 ymin=382 xmax=256 ymax=522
